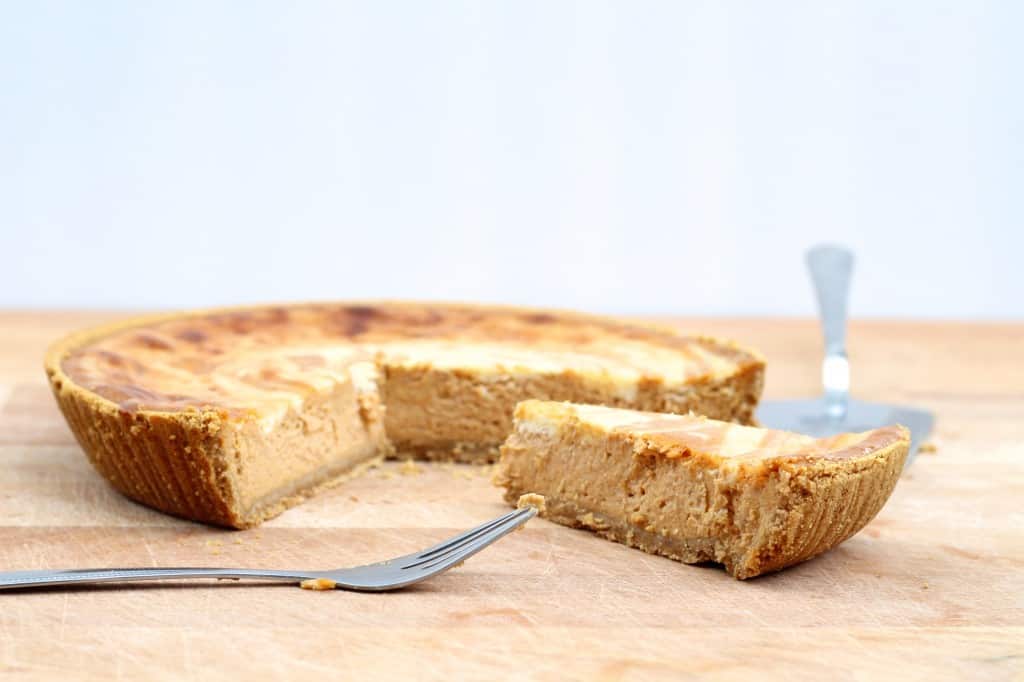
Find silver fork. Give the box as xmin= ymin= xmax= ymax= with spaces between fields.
xmin=0 ymin=507 xmax=536 ymax=592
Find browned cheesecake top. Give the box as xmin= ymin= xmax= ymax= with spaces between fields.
xmin=48 ymin=302 xmax=763 ymax=420
xmin=515 ymin=400 xmax=909 ymax=464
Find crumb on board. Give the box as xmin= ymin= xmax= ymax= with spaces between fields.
xmin=300 ymin=578 xmax=338 ymax=591
xmin=922 ymin=582 xmax=930 ymax=590
xmin=349 ymin=495 xmax=360 ymax=502
xmin=515 ymin=493 xmax=546 ymax=532
xmin=399 ymin=458 xmax=422 ymax=476
xmin=517 ymin=493 xmax=546 ymax=514
xmin=918 ymin=442 xmax=938 ymax=454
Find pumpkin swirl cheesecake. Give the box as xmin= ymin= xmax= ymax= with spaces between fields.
xmin=45 ymin=302 xmax=764 ymax=528
xmin=495 ymin=401 xmax=909 ymax=579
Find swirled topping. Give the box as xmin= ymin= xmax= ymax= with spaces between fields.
xmin=516 ymin=401 xmax=909 ymax=462
xmin=56 ymin=303 xmax=761 ymax=420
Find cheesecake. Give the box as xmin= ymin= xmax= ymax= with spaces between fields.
xmin=495 ymin=400 xmax=909 ymax=579
xmin=45 ymin=302 xmax=764 ymax=528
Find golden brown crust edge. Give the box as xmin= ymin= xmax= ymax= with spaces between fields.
xmin=726 ymin=436 xmax=908 ymax=578
xmin=48 ymin=373 xmax=243 ymax=527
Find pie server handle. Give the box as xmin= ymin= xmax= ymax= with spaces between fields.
xmin=806 ymin=244 xmax=854 ymax=421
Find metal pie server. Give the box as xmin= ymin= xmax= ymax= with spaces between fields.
xmin=757 ymin=244 xmax=934 ymax=465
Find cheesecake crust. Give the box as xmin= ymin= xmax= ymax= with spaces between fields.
xmin=45 ymin=302 xmax=765 ymax=528
xmin=496 ymin=401 xmax=909 ymax=579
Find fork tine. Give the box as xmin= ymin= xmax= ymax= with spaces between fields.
xmin=409 ymin=508 xmax=524 ymax=562
xmin=403 ymin=507 xmax=536 ymax=572
xmin=325 ymin=507 xmax=540 ymax=591
xmin=410 ymin=508 xmax=536 ymax=574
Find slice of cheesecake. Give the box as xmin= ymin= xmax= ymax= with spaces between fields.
xmin=46 ymin=302 xmax=764 ymax=527
xmin=496 ymin=400 xmax=909 ymax=579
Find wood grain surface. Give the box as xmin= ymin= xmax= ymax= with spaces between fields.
xmin=0 ymin=311 xmax=1021 ymax=681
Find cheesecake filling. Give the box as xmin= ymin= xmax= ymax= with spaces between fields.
xmin=220 ymin=362 xmax=388 ymax=525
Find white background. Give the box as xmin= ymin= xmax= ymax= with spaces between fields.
xmin=1 ymin=1 xmax=1020 ymax=318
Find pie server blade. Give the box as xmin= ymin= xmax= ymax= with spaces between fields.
xmin=756 ymin=245 xmax=935 ymax=466
xmin=757 ymin=398 xmax=934 ymax=463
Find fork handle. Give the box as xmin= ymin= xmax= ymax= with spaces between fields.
xmin=0 ymin=567 xmax=313 ymax=590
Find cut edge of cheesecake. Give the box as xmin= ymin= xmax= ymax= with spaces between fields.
xmin=48 ymin=361 xmax=390 ymax=528
xmin=495 ymin=400 xmax=909 ymax=579
xmin=43 ymin=301 xmax=765 ymax=527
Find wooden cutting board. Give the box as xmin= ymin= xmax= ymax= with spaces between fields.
xmin=0 ymin=312 xmax=1021 ymax=681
